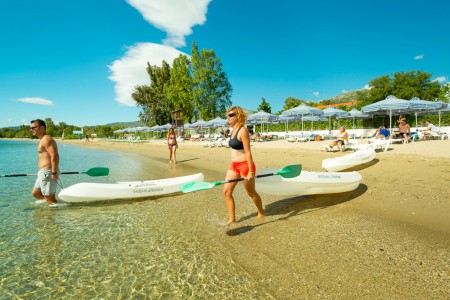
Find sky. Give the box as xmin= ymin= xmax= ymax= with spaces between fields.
xmin=1 ymin=0 xmax=449 ymax=128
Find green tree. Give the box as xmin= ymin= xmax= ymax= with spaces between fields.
xmin=44 ymin=118 xmax=57 ymax=137
xmin=282 ymin=97 xmax=305 ymax=111
xmin=257 ymin=97 xmax=272 ymax=113
xmin=166 ymin=54 xmax=195 ymax=122
xmin=132 ymin=61 xmax=172 ymax=125
xmin=191 ymin=41 xmax=232 ymax=120
xmin=365 ymin=70 xmax=442 ymax=105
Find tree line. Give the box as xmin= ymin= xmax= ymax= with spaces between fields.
xmin=2 ymin=43 xmax=449 ymax=139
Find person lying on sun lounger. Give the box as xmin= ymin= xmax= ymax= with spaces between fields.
xmin=328 ymin=126 xmax=349 ymax=152
xmin=375 ymin=124 xmax=390 ymax=139
xmin=420 ymin=119 xmax=439 ymax=139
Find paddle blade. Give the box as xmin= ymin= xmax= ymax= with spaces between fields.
xmin=82 ymin=167 xmax=109 ymax=177
xmin=180 ymin=181 xmax=221 ymax=193
xmin=276 ymin=164 xmax=302 ymax=178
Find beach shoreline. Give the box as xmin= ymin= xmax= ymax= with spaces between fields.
xmin=54 ymin=137 xmax=450 ymax=299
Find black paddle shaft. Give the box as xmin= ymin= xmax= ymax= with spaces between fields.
xmin=225 ymin=172 xmax=276 ymax=184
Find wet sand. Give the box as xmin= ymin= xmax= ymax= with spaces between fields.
xmin=60 ymin=138 xmax=450 ymax=299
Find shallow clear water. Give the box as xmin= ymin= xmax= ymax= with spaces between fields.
xmin=0 ymin=140 xmax=273 ymax=299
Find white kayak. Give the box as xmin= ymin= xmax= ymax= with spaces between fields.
xmin=59 ymin=173 xmax=205 ymax=203
xmin=322 ymin=148 xmax=376 ymax=172
xmin=255 ymin=169 xmax=362 ymax=196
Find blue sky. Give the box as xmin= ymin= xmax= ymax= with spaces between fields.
xmin=1 ymin=0 xmax=449 ymax=128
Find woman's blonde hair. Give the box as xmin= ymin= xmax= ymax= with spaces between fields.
xmin=227 ymin=106 xmax=248 ymax=127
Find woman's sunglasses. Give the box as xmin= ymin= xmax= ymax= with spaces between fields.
xmin=227 ymin=113 xmax=236 ymax=118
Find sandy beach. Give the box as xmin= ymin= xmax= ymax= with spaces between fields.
xmin=60 ymin=137 xmax=450 ymax=299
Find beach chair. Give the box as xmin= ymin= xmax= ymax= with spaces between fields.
xmin=219 ymin=137 xmax=230 ymax=147
xmin=424 ymin=131 xmax=441 ymax=140
xmin=352 ymin=139 xmax=390 ymax=152
xmin=297 ymin=136 xmax=310 ymax=142
xmin=323 ymin=139 xmax=359 ymax=152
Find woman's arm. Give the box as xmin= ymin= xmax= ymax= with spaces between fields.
xmin=240 ymin=128 xmax=255 ymax=179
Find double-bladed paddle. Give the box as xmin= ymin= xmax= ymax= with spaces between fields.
xmin=180 ymin=164 xmax=302 ymax=193
xmin=0 ymin=167 xmax=109 ymax=178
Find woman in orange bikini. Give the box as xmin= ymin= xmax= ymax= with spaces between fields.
xmin=167 ymin=127 xmax=177 ymax=163
xmin=223 ymin=106 xmax=264 ymax=224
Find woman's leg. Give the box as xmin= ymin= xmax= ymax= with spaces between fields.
xmin=242 ymin=178 xmax=264 ymax=219
xmin=223 ymin=169 xmax=240 ymax=224
xmin=172 ymin=146 xmax=177 ymax=163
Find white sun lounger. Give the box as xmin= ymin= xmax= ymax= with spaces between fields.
xmin=351 ymin=139 xmax=391 ymax=152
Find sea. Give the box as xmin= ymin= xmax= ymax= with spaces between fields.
xmin=0 ymin=140 xmax=273 ymax=299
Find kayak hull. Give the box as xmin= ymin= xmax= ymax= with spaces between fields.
xmin=322 ymin=148 xmax=375 ymax=172
xmin=255 ymin=169 xmax=362 ymax=196
xmin=59 ymin=173 xmax=204 ymax=202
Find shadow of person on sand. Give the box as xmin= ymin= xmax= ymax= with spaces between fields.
xmin=226 ymin=183 xmax=368 ymax=236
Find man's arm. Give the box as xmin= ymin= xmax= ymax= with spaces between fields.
xmin=44 ymin=136 xmax=59 ymax=178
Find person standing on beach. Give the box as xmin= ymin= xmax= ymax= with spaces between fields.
xmin=224 ymin=106 xmax=264 ymax=224
xmin=167 ymin=127 xmax=178 ymax=163
xmin=30 ymin=119 xmax=59 ymax=206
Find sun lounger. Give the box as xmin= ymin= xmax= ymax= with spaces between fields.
xmin=323 ymin=139 xmax=359 ymax=152
xmin=424 ymin=131 xmax=442 ymax=140
xmin=351 ymin=139 xmax=391 ymax=152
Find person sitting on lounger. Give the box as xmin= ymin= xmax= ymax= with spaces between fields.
xmin=420 ymin=119 xmax=439 ymax=139
xmin=390 ymin=119 xmax=411 ymax=143
xmin=328 ymin=126 xmax=349 ymax=152
xmin=375 ymin=124 xmax=390 ymax=139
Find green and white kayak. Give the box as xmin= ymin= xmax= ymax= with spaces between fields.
xmin=255 ymin=169 xmax=361 ymax=196
xmin=59 ymin=173 xmax=204 ymax=203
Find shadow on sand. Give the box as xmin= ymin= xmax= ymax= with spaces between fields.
xmin=226 ymin=183 xmax=368 ymax=236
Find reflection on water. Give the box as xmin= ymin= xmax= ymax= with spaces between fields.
xmin=0 ymin=142 xmax=274 ymax=299
xmin=1 ymin=199 xmax=273 ymax=299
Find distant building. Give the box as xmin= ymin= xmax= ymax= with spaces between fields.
xmin=315 ymin=101 xmax=359 ymax=109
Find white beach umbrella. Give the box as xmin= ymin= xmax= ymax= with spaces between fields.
xmin=409 ymin=97 xmax=446 ymax=130
xmin=337 ymin=108 xmax=371 ymax=136
xmin=247 ymin=111 xmax=278 ymax=133
xmin=302 ymin=115 xmax=328 ymax=131
xmin=281 ymin=104 xmax=324 ymax=132
xmin=322 ymin=106 xmax=350 ymax=131
xmin=362 ymin=95 xmax=410 ymax=131
xmin=416 ymin=100 xmax=450 ymax=129
xmin=278 ymin=115 xmax=298 ymax=132
xmin=205 ymin=117 xmax=228 ymax=128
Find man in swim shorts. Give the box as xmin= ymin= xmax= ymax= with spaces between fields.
xmin=30 ymin=119 xmax=60 ymax=206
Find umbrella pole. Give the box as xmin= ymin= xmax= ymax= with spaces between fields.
xmin=439 ymin=111 xmax=441 ymax=129
xmin=301 ymin=114 xmax=304 ymax=134
xmin=389 ymin=110 xmax=392 ymax=132
xmin=415 ymin=112 xmax=418 ymax=131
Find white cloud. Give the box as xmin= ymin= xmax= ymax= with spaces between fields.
xmin=126 ymin=0 xmax=212 ymax=47
xmin=363 ymin=84 xmax=371 ymax=90
xmin=312 ymin=92 xmax=320 ymax=97
xmin=414 ymin=54 xmax=424 ymax=60
xmin=16 ymin=97 xmax=53 ymax=106
xmin=108 ymin=43 xmax=187 ymax=106
xmin=432 ymin=76 xmax=447 ymax=83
